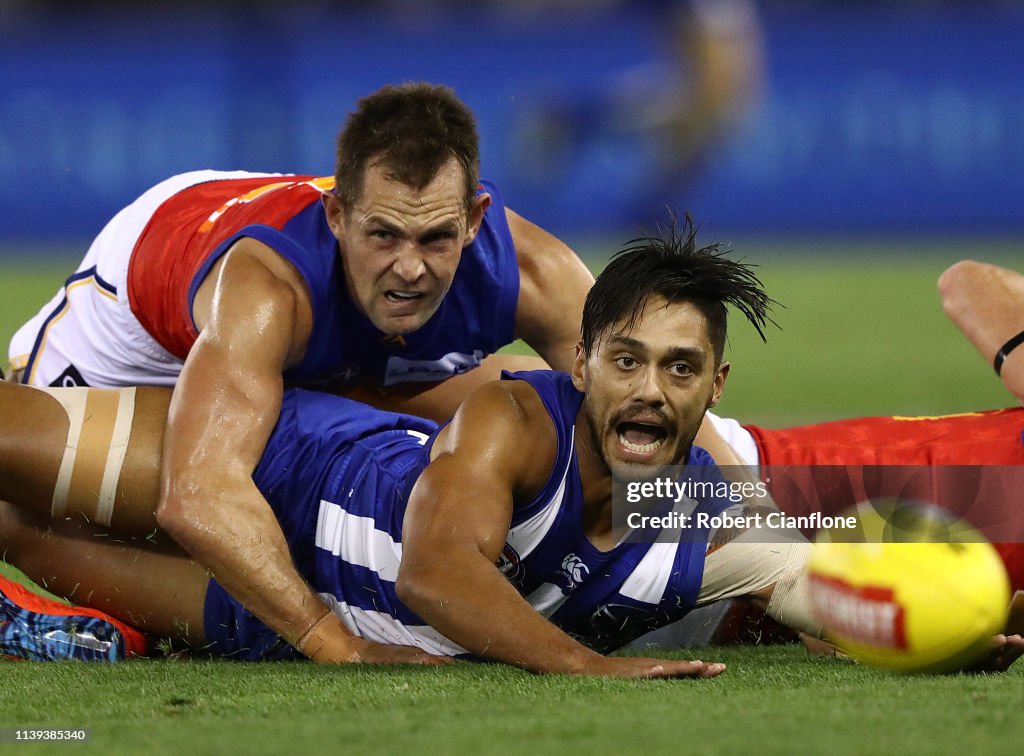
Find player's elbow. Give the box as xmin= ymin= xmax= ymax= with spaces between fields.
xmin=154 ymin=480 xmax=205 ymax=545
xmin=395 ymin=558 xmax=444 ymax=616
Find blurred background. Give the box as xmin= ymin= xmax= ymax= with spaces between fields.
xmin=2 ymin=0 xmax=1022 ymax=422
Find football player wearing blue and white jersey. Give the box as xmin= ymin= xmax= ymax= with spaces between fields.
xmin=0 ymin=223 xmax=827 ymax=675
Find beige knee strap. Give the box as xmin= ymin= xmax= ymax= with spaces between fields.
xmin=39 ymin=386 xmax=136 ymax=526
xmin=699 ymin=530 xmax=822 ymax=638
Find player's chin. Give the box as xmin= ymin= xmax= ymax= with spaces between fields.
xmin=373 ymin=304 xmax=438 ymax=335
xmin=607 ymin=455 xmax=677 ymax=484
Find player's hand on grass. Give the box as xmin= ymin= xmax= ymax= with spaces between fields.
xmin=584 ymin=656 xmax=726 ymax=679
xmin=966 ymin=633 xmax=1024 ymax=673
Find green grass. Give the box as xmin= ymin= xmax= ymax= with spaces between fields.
xmin=0 ymin=647 xmax=1021 ymax=755
xmin=710 ymin=250 xmax=1019 ymax=425
xmin=2 ymin=240 xmax=1023 ymax=754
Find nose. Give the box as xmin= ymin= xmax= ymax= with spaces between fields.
xmin=630 ymin=365 xmax=666 ymax=408
xmin=392 ymin=242 xmax=426 ymax=283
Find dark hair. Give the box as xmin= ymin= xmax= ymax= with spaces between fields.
xmin=581 ymin=215 xmax=774 ymax=362
xmin=334 ymin=82 xmax=480 ymax=215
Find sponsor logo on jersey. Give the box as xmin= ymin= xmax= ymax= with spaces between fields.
xmin=382 ymin=350 xmax=484 ymax=386
xmin=49 ymin=364 xmax=90 ymax=388
xmin=558 ymin=553 xmax=590 ymax=593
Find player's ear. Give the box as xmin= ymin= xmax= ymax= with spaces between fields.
xmin=570 ymin=342 xmax=587 ymax=391
xmin=322 ymin=192 xmax=346 ymax=238
xmin=708 ymin=361 xmax=730 ymax=408
xmin=463 ymin=192 xmax=491 ymax=244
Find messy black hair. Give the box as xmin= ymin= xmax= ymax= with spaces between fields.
xmin=581 ymin=215 xmax=774 ymax=362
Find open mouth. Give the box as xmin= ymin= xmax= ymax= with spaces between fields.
xmin=384 ymin=290 xmax=424 ymax=303
xmin=616 ymin=421 xmax=668 ymax=455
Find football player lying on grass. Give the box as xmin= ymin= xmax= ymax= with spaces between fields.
xmin=0 ymin=225 xmax=819 ymax=676
xmin=2 ymin=229 xmax=1020 ymax=673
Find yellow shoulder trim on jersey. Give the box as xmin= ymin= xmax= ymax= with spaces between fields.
xmin=891 ymin=411 xmax=986 ymax=422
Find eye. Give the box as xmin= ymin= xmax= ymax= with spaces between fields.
xmin=614 ymin=355 xmax=639 ymax=370
xmin=668 ymin=362 xmax=694 ymax=377
xmin=421 ymin=231 xmax=458 ymax=248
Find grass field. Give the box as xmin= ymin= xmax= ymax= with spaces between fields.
xmin=1 ymin=240 xmax=1023 ymax=754
xmin=2 ymin=646 xmax=1023 ymax=756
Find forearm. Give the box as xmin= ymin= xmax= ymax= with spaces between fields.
xmin=158 ymin=475 xmax=336 ymax=649
xmin=398 ymin=547 xmax=603 ymax=674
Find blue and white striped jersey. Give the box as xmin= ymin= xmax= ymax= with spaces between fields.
xmin=203 ymin=372 xmax=733 ymax=660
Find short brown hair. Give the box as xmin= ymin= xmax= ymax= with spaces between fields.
xmin=334 ymin=82 xmax=480 ymax=215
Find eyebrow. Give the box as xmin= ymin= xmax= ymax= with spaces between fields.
xmin=607 ymin=335 xmax=706 ymax=363
xmin=363 ymin=216 xmax=462 ymax=239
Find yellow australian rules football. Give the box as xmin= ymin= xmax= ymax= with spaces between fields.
xmin=807 ymin=500 xmax=1010 ymax=673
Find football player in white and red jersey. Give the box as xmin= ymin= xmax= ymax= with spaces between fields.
xmin=5 ymin=83 xmax=596 ymax=663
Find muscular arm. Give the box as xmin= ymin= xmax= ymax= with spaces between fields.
xmin=507 ymin=209 xmax=594 ymax=373
xmin=938 ymin=260 xmax=1024 ymax=404
xmin=158 ymin=239 xmax=333 ymax=649
xmin=159 ymin=240 xmax=435 ymax=663
xmin=396 ymin=380 xmax=722 ymax=678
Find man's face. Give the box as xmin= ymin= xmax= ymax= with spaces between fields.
xmin=323 ymin=157 xmax=489 ymax=335
xmin=571 ymin=296 xmax=729 ymax=480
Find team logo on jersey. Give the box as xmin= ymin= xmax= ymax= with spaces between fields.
xmin=496 ymin=543 xmax=525 ymax=586
xmin=558 ymin=553 xmax=590 ymax=593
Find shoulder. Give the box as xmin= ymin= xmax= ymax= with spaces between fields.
xmin=192 ymin=237 xmax=314 ymax=365
xmin=440 ymin=378 xmax=554 ymax=450
xmin=502 ymin=208 xmax=593 ymax=369
xmin=504 ymin=208 xmax=585 ymax=276
xmin=432 ymin=377 xmax=559 ymax=498
xmin=198 ymin=237 xmax=312 ymax=312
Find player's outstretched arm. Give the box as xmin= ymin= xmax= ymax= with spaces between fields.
xmin=158 ymin=239 xmax=438 ymax=665
xmin=938 ymin=260 xmax=1024 ymax=404
xmin=397 ymin=379 xmax=723 ymax=679
xmin=507 ymin=209 xmax=595 ymax=374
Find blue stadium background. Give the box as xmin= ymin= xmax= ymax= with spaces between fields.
xmin=1 ymin=0 xmax=1022 ymax=247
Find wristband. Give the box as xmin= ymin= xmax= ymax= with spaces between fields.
xmin=994 ymin=329 xmax=1024 ymax=376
